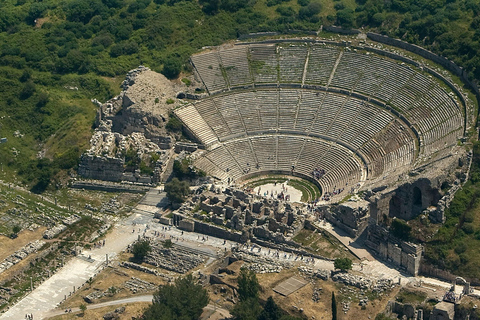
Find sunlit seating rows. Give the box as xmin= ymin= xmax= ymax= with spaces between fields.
xmin=278 ymin=45 xmax=308 ymax=83
xmin=183 ymin=41 xmax=465 ymax=192
xmin=304 ymin=45 xmax=340 ymax=86
xmin=195 ymin=135 xmax=363 ymax=194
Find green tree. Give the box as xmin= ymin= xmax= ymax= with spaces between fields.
xmin=336 ymin=8 xmax=355 ymax=28
xmin=259 ymin=296 xmax=282 ymax=320
xmin=12 ymin=225 xmax=21 ymax=234
xmin=143 ymin=274 xmax=209 ymax=320
xmin=162 ymin=57 xmax=182 ymax=79
xmin=390 ymin=219 xmax=411 ymax=241
xmin=332 ymin=292 xmax=337 ymax=320
xmin=165 ymin=178 xmax=190 ymax=203
xmin=79 ymin=303 xmax=87 ymax=315
xmin=237 ymin=267 xmax=260 ymax=301
xmin=231 ymin=297 xmax=262 ymax=320
xmin=166 ymin=114 xmax=183 ymax=133
xmin=231 ymin=267 xmax=262 ymax=320
xmin=132 ymin=239 xmax=151 ymax=261
xmin=334 ymin=258 xmax=352 ymax=272
xmin=163 ymin=239 xmax=173 ymax=248
xmin=20 ymin=81 xmax=36 ymax=100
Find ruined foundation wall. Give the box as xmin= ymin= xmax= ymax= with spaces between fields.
xmin=78 ymin=155 xmax=124 ymax=182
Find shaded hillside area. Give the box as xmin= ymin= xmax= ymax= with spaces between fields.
xmin=422 ymin=142 xmax=480 ymax=280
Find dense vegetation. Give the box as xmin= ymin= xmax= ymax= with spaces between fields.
xmin=143 ymin=274 xmax=209 ymax=319
xmin=131 ymin=239 xmax=152 ymax=261
xmin=0 ymin=0 xmax=478 ymax=193
xmin=333 ymin=257 xmax=352 ymax=271
xmin=165 ymin=177 xmax=191 ymax=203
xmin=232 ymin=268 xmax=302 ymax=320
xmin=423 ymin=141 xmax=480 ymax=280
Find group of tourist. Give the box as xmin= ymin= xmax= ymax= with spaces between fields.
xmin=312 ymin=168 xmax=326 ymax=180
xmin=240 ymin=243 xmax=316 ymax=264
xmin=321 ymin=187 xmax=345 ymax=202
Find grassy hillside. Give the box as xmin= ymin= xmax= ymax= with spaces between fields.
xmin=0 ymin=0 xmax=478 ymax=192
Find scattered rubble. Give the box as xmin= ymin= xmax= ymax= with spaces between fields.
xmin=124 ymin=277 xmax=156 ymax=293
xmin=43 ymin=224 xmax=67 ymax=239
xmin=0 ymin=240 xmax=45 ymax=274
xmin=142 ymin=240 xmax=206 ymax=273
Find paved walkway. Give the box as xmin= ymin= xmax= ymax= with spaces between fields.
xmin=43 ymin=295 xmax=231 ymax=320
xmin=314 ymin=220 xmax=374 ymax=261
xmin=43 ymin=295 xmax=154 ymax=318
xmin=0 ymin=192 xmax=162 ymax=320
xmin=0 ymin=185 xmax=470 ymax=319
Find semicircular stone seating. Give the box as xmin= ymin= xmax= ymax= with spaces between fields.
xmin=178 ymin=41 xmax=465 ymax=199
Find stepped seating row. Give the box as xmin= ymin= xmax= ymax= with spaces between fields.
xmin=188 ymin=90 xmax=408 ymax=154
xmin=174 ymin=105 xmax=218 ymax=146
xmin=304 ymin=45 xmax=340 ymax=86
xmin=218 ymin=46 xmax=252 ymax=87
xmin=278 ymin=45 xmax=308 ymax=83
xmin=359 ymin=120 xmax=416 ymax=177
xmin=190 ymin=52 xmax=227 ymax=92
xmin=185 ymin=43 xmax=465 ymax=191
xmin=194 ymin=135 xmax=363 ymax=194
xmin=330 ymin=51 xmax=371 ymax=89
xmin=191 ymin=44 xmax=462 ymax=155
xmin=177 ymin=88 xmax=416 ymax=184
xmin=249 ymin=44 xmax=278 ymax=83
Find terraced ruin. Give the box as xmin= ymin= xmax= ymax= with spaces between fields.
xmin=171 ymin=39 xmax=474 ymax=275
xmin=177 ymin=41 xmax=467 ymax=202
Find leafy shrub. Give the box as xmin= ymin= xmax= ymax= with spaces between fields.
xmin=390 ymin=219 xmax=411 ymax=241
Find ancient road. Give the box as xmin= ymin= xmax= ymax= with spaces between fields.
xmin=42 ymin=294 xmax=231 ymax=320
xmin=0 ymin=186 xmax=467 ymax=319
xmin=0 ymin=187 xmax=166 ymax=320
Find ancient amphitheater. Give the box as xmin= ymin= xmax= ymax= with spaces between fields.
xmin=173 ymin=38 xmax=476 ymax=274
xmin=177 ymin=39 xmax=469 ymax=209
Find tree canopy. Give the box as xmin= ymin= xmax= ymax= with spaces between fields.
xmin=132 ymin=239 xmax=151 ymax=261
xmin=143 ymin=274 xmax=209 ymax=320
xmin=165 ymin=178 xmax=190 ymax=203
xmin=334 ymin=258 xmax=352 ymax=272
xmin=232 ymin=268 xmax=302 ymax=320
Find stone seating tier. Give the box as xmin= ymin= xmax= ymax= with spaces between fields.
xmin=180 ymin=41 xmax=465 ymax=194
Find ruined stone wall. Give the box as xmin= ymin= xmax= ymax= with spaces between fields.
xmin=78 ymin=155 xmax=124 ymax=182
xmin=365 ymin=224 xmax=422 ymax=276
xmin=193 ymin=220 xmax=243 ymax=242
xmin=323 ymin=201 xmax=369 ymax=238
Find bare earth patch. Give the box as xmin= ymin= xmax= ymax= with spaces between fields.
xmin=48 ymin=302 xmax=150 ymax=320
xmin=0 ymin=227 xmax=46 ymax=261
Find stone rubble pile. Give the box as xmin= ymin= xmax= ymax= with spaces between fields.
xmin=100 ymin=197 xmax=121 ymax=214
xmin=62 ymin=214 xmax=81 ymax=225
xmin=43 ymin=224 xmax=67 ymax=239
xmin=0 ymin=287 xmax=18 ymax=306
xmin=122 ymin=65 xmax=150 ymax=90
xmin=312 ymin=287 xmax=322 ymax=302
xmin=298 ymin=266 xmax=330 ymax=280
xmin=124 ymin=277 xmax=156 ymax=293
xmin=245 ymin=262 xmax=282 ymax=274
xmin=232 ymin=247 xmax=293 ymax=269
xmin=84 ymin=290 xmax=106 ymax=303
xmin=144 ymin=242 xmax=205 ymax=273
xmin=120 ymin=261 xmax=172 ymax=281
xmin=0 ymin=240 xmax=45 ymax=274
xmin=373 ymin=278 xmax=395 ymax=293
xmin=331 ymin=272 xmax=372 ymax=290
xmin=103 ymin=307 xmax=125 ymax=320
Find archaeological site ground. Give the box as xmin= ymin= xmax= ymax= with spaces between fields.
xmin=1 ymin=6 xmax=480 ymax=319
